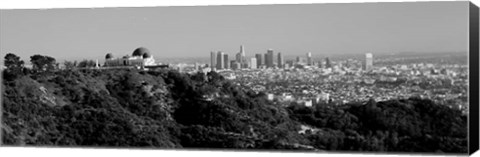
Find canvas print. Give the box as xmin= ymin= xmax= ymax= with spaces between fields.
xmin=0 ymin=1 xmax=477 ymax=155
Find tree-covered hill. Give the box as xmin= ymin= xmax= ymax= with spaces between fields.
xmin=1 ymin=53 xmax=468 ymax=153
xmin=2 ymin=68 xmax=304 ymax=149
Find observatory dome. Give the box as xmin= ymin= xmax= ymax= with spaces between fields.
xmin=132 ymin=47 xmax=150 ymax=57
xmin=143 ymin=52 xmax=152 ymax=58
xmin=105 ymin=53 xmax=114 ymax=59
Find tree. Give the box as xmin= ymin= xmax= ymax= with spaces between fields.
xmin=191 ymin=72 xmax=206 ymax=82
xmin=64 ymin=61 xmax=75 ymax=70
xmin=3 ymin=53 xmax=25 ymax=80
xmin=30 ymin=54 xmax=56 ymax=72
xmin=77 ymin=60 xmax=96 ymax=68
xmin=4 ymin=53 xmax=24 ymax=70
xmin=207 ymin=71 xmax=224 ymax=86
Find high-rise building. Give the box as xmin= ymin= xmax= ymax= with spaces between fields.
xmin=255 ymin=53 xmax=263 ymax=67
xmin=266 ymin=49 xmax=274 ymax=68
xmin=240 ymin=45 xmax=246 ymax=62
xmin=216 ymin=51 xmax=224 ymax=70
xmin=242 ymin=63 xmax=249 ymax=69
xmin=230 ymin=60 xmax=236 ymax=70
xmin=236 ymin=45 xmax=247 ymax=63
xmin=363 ymin=53 xmax=373 ymax=71
xmin=277 ymin=52 xmax=284 ymax=68
xmin=235 ymin=53 xmax=242 ymax=63
xmin=250 ymin=57 xmax=257 ymax=69
xmin=296 ymin=56 xmax=301 ymax=63
xmin=264 ymin=53 xmax=268 ymax=67
xmin=325 ymin=57 xmax=332 ymax=68
xmin=317 ymin=61 xmax=323 ymax=68
xmin=223 ymin=53 xmax=229 ymax=69
xmin=307 ymin=52 xmax=312 ymax=66
xmin=210 ymin=51 xmax=216 ymax=71
xmin=231 ymin=61 xmax=241 ymax=70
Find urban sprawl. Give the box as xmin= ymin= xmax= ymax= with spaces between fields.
xmin=173 ymin=45 xmax=468 ymax=115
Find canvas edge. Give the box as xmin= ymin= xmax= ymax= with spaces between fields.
xmin=469 ymin=1 xmax=480 ymax=155
xmin=0 ymin=1 xmax=476 ymax=156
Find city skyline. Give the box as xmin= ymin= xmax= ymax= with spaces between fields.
xmin=0 ymin=1 xmax=468 ymax=61
xmin=206 ymin=44 xmax=381 ymax=72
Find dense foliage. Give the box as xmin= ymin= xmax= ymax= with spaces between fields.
xmin=1 ymin=54 xmax=468 ymax=153
xmin=288 ymin=98 xmax=467 ymax=153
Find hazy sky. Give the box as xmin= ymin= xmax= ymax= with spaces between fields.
xmin=0 ymin=1 xmax=469 ymax=61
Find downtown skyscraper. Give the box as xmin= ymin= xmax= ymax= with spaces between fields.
xmin=223 ymin=53 xmax=229 ymax=69
xmin=307 ymin=52 xmax=312 ymax=66
xmin=363 ymin=53 xmax=373 ymax=71
xmin=239 ymin=45 xmax=246 ymax=62
xmin=255 ymin=53 xmax=264 ymax=67
xmin=216 ymin=51 xmax=224 ymax=70
xmin=277 ymin=52 xmax=284 ymax=68
xmin=325 ymin=57 xmax=332 ymax=68
xmin=210 ymin=51 xmax=216 ymax=71
xmin=236 ymin=45 xmax=247 ymax=67
xmin=266 ymin=49 xmax=275 ymax=68
xmin=250 ymin=57 xmax=257 ymax=69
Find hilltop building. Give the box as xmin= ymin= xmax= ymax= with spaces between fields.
xmin=104 ymin=47 xmax=156 ymax=68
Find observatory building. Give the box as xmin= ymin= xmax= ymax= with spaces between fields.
xmin=104 ymin=47 xmax=156 ymax=67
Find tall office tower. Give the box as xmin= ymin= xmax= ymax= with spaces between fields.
xmin=363 ymin=53 xmax=373 ymax=71
xmin=240 ymin=45 xmax=246 ymax=62
xmin=210 ymin=51 xmax=216 ymax=71
xmin=307 ymin=52 xmax=312 ymax=66
xmin=216 ymin=51 xmax=224 ymax=70
xmin=325 ymin=57 xmax=332 ymax=68
xmin=266 ymin=49 xmax=275 ymax=68
xmin=223 ymin=53 xmax=229 ymax=69
xmin=235 ymin=53 xmax=242 ymax=63
xmin=277 ymin=52 xmax=284 ymax=68
xmin=317 ymin=61 xmax=323 ymax=68
xmin=230 ymin=60 xmax=237 ymax=70
xmin=236 ymin=45 xmax=247 ymax=63
xmin=255 ymin=53 xmax=264 ymax=67
xmin=250 ymin=57 xmax=257 ymax=69
xmin=264 ymin=53 xmax=268 ymax=67
xmin=231 ymin=61 xmax=241 ymax=70
xmin=296 ymin=56 xmax=301 ymax=63
xmin=242 ymin=63 xmax=249 ymax=69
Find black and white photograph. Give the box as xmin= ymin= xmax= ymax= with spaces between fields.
xmin=1 ymin=0 xmax=479 ymax=156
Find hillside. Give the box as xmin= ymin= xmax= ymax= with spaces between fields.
xmin=1 ymin=68 xmax=468 ymax=153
